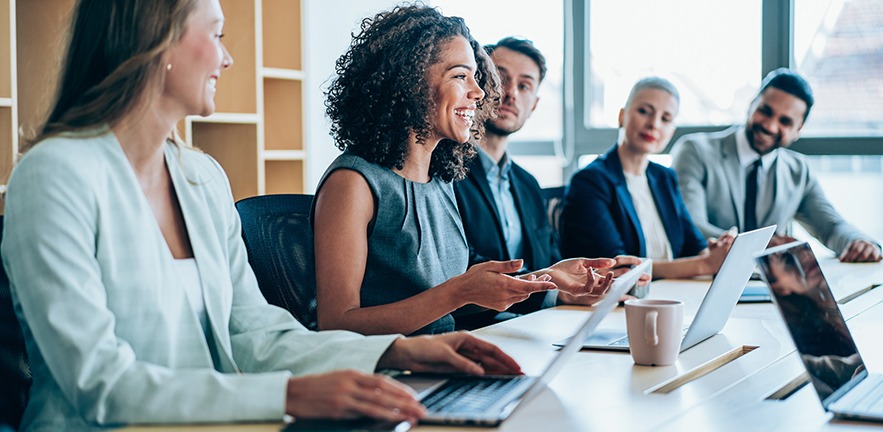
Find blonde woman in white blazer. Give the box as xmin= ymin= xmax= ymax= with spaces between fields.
xmin=1 ymin=0 xmax=521 ymax=430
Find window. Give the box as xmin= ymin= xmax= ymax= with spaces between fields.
xmin=431 ymin=0 xmax=565 ymax=185
xmin=794 ymin=0 xmax=883 ymax=136
xmin=586 ymin=0 xmax=762 ymax=128
xmin=431 ymin=0 xmax=564 ymax=143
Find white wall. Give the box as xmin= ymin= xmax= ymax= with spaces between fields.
xmin=303 ymin=0 xmax=402 ymax=192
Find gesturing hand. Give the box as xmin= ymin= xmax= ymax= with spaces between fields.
xmin=454 ymin=260 xmax=557 ymax=311
xmin=285 ymin=370 xmax=425 ymax=422
xmin=377 ymin=332 xmax=523 ymax=376
xmin=543 ymin=258 xmax=614 ymax=299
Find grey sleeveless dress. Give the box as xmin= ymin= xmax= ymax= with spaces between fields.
xmin=314 ymin=152 xmax=468 ymax=335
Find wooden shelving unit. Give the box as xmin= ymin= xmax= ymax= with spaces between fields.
xmin=1 ymin=0 xmax=307 ymax=206
xmin=183 ymin=0 xmax=307 ymax=201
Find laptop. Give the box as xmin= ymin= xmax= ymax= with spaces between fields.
xmin=394 ymin=259 xmax=651 ymax=426
xmin=571 ymin=225 xmax=775 ymax=352
xmin=757 ymin=241 xmax=883 ymax=422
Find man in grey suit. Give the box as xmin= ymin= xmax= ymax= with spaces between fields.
xmin=671 ymin=68 xmax=881 ymax=263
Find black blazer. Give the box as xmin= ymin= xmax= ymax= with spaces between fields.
xmin=453 ymin=156 xmax=560 ymax=325
xmin=560 ymin=144 xmax=706 ymax=260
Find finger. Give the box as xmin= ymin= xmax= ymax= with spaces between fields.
xmin=856 ymin=244 xmax=878 ymax=262
xmin=506 ymin=275 xmax=556 ymax=293
xmin=613 ymin=255 xmax=642 ymax=267
xmin=352 ymin=375 xmax=425 ymax=420
xmin=481 ymin=259 xmax=524 ymax=273
xmin=840 ymin=244 xmax=857 ymax=262
xmin=457 ymin=336 xmax=523 ymax=375
xmin=610 ymin=267 xmax=630 ymax=278
xmin=581 ymin=258 xmax=616 ymax=269
xmin=346 ymin=395 xmax=418 ymax=422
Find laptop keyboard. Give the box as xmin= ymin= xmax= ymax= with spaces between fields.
xmin=609 ymin=326 xmax=690 ymax=347
xmin=850 ymin=375 xmax=883 ymax=414
xmin=422 ymin=376 xmax=527 ymax=414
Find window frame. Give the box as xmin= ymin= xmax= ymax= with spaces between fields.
xmin=538 ymin=0 xmax=883 ymax=179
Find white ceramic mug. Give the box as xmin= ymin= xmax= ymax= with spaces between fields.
xmin=624 ymin=299 xmax=684 ymax=366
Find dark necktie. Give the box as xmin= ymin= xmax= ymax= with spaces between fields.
xmin=744 ymin=159 xmax=761 ymax=232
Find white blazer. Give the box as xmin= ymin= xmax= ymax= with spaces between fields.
xmin=2 ymin=129 xmax=398 ymax=430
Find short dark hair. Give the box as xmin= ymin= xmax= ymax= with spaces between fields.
xmin=485 ymin=37 xmax=547 ymax=83
xmin=756 ymin=68 xmax=814 ymax=122
xmin=324 ymin=4 xmax=500 ymax=183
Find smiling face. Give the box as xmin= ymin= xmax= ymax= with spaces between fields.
xmin=618 ymin=88 xmax=679 ymax=155
xmin=163 ymin=0 xmax=233 ymax=118
xmin=425 ymin=36 xmax=486 ymax=144
xmin=745 ymin=87 xmax=807 ymax=155
xmin=485 ymin=47 xmax=540 ymax=136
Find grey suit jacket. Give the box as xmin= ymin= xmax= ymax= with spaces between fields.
xmin=671 ymin=126 xmax=873 ymax=254
xmin=2 ymin=130 xmax=398 ymax=430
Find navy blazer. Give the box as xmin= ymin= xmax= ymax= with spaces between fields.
xmin=560 ymin=145 xmax=706 ymax=260
xmin=453 ymin=156 xmax=559 ymax=323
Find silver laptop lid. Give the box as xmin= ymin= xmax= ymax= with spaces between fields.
xmin=756 ymin=241 xmax=867 ymax=408
xmin=680 ymin=225 xmax=776 ymax=350
xmin=521 ymin=258 xmax=652 ymax=402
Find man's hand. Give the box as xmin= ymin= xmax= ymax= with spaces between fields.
xmin=545 ymin=258 xmax=615 ymax=297
xmin=376 ymin=332 xmax=523 ymax=376
xmin=840 ymin=240 xmax=883 ymax=263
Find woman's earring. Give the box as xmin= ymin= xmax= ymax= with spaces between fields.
xmin=166 ymin=64 xmax=172 ymax=71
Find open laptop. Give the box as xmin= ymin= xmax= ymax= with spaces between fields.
xmin=394 ymin=259 xmax=651 ymax=426
xmin=757 ymin=241 xmax=883 ymax=422
xmin=571 ymin=225 xmax=775 ymax=352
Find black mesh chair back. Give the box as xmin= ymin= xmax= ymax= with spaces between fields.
xmin=236 ymin=194 xmax=318 ymax=330
xmin=0 ymin=216 xmax=31 ymax=430
xmin=541 ymin=186 xmax=566 ymax=246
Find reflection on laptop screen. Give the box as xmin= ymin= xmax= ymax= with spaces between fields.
xmin=757 ymin=241 xmax=866 ymax=403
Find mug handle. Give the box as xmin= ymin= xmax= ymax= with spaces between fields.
xmin=644 ymin=310 xmax=659 ymax=346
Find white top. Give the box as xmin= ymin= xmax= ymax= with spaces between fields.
xmin=735 ymin=126 xmax=778 ymax=228
xmin=625 ymin=171 xmax=673 ymax=260
xmin=175 ymin=258 xmax=209 ymax=337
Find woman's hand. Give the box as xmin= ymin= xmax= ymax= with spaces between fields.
xmin=377 ymin=332 xmax=523 ymax=376
xmin=452 ymin=260 xmax=557 ymax=311
xmin=701 ymin=229 xmax=737 ymax=274
xmin=285 ymin=370 xmax=425 ymax=422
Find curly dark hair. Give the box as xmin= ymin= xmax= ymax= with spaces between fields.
xmin=324 ymin=3 xmax=501 ymax=182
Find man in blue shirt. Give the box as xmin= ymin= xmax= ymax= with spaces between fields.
xmin=454 ymin=37 xmax=641 ymax=329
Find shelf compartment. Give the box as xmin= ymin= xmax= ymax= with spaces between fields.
xmin=0 ymin=106 xmax=12 ymax=184
xmin=16 ymin=0 xmax=72 ymax=135
xmin=215 ymin=0 xmax=257 ymax=114
xmin=264 ymin=160 xmax=303 ymax=194
xmin=0 ymin=0 xmax=11 ymax=99
xmin=263 ymin=78 xmax=302 ymax=151
xmin=261 ymin=0 xmax=301 ymax=70
xmin=192 ymin=122 xmax=258 ymax=201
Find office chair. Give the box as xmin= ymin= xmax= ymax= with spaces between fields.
xmin=0 ymin=216 xmax=32 ymax=430
xmin=541 ymin=186 xmax=566 ymax=247
xmin=236 ymin=194 xmax=318 ymax=330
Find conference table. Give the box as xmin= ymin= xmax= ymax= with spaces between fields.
xmin=126 ymin=256 xmax=883 ymax=431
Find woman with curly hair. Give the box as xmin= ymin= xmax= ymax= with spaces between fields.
xmin=313 ymin=4 xmax=613 ymax=336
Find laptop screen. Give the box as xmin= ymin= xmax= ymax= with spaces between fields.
xmin=756 ymin=241 xmax=867 ymax=405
